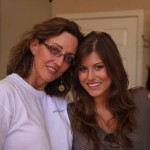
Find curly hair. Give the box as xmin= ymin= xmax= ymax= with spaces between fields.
xmin=71 ymin=31 xmax=136 ymax=150
xmin=7 ymin=17 xmax=84 ymax=97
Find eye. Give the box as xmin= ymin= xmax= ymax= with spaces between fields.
xmin=65 ymin=55 xmax=74 ymax=64
xmin=48 ymin=46 xmax=60 ymax=54
xmin=78 ymin=66 xmax=87 ymax=72
xmin=95 ymin=64 xmax=105 ymax=70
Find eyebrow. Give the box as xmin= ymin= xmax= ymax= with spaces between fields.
xmin=51 ymin=43 xmax=75 ymax=55
xmin=95 ymin=62 xmax=104 ymax=65
xmin=51 ymin=43 xmax=63 ymax=50
xmin=80 ymin=62 xmax=104 ymax=65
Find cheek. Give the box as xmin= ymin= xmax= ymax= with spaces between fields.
xmin=39 ymin=49 xmax=49 ymax=60
xmin=103 ymin=72 xmax=112 ymax=87
xmin=100 ymin=69 xmax=110 ymax=80
xmin=35 ymin=49 xmax=50 ymax=64
xmin=34 ymin=48 xmax=43 ymax=59
xmin=78 ymin=72 xmax=86 ymax=84
xmin=61 ymin=64 xmax=70 ymax=74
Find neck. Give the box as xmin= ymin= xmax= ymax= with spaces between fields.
xmin=94 ymin=101 xmax=117 ymax=133
xmin=94 ymin=95 xmax=106 ymax=108
xmin=24 ymin=77 xmax=47 ymax=91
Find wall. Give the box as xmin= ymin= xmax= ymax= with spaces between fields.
xmin=52 ymin=0 xmax=150 ymax=35
xmin=0 ymin=0 xmax=150 ymax=85
xmin=0 ymin=0 xmax=52 ymax=78
xmin=52 ymin=0 xmax=150 ymax=86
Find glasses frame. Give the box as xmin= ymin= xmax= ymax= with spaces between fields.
xmin=42 ymin=42 xmax=75 ymax=65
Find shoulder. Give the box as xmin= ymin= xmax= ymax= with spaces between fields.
xmin=129 ymin=86 xmax=150 ymax=112
xmin=0 ymin=74 xmax=20 ymax=91
xmin=129 ymin=86 xmax=149 ymax=102
xmin=0 ymin=76 xmax=17 ymax=116
xmin=0 ymin=75 xmax=17 ymax=98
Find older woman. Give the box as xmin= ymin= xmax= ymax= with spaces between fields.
xmin=0 ymin=17 xmax=84 ymax=150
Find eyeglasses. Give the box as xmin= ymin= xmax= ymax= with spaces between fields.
xmin=102 ymin=133 xmax=124 ymax=149
xmin=42 ymin=42 xmax=75 ymax=65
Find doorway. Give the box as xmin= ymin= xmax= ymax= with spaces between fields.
xmin=58 ymin=10 xmax=144 ymax=88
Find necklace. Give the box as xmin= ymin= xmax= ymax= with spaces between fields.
xmin=98 ymin=118 xmax=112 ymax=133
xmin=103 ymin=122 xmax=110 ymax=133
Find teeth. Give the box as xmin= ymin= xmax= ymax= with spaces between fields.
xmin=48 ymin=66 xmax=57 ymax=73
xmin=88 ymin=83 xmax=101 ymax=87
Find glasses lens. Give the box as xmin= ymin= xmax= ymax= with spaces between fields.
xmin=64 ymin=54 xmax=74 ymax=64
xmin=43 ymin=43 xmax=74 ymax=64
xmin=47 ymin=45 xmax=62 ymax=57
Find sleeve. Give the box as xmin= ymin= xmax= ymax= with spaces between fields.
xmin=129 ymin=87 xmax=150 ymax=149
xmin=129 ymin=86 xmax=150 ymax=121
xmin=0 ymin=84 xmax=14 ymax=148
xmin=130 ymin=87 xmax=150 ymax=106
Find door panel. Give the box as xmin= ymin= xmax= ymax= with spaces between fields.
xmin=72 ymin=17 xmax=137 ymax=88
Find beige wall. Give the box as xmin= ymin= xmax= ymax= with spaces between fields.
xmin=0 ymin=0 xmax=52 ymax=78
xmin=1 ymin=0 xmax=150 ymax=85
xmin=52 ymin=0 xmax=150 ymax=35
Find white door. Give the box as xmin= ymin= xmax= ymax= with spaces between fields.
xmin=58 ymin=10 xmax=144 ymax=88
xmin=71 ymin=17 xmax=137 ymax=88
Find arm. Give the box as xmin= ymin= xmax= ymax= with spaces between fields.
xmin=0 ymin=107 xmax=12 ymax=148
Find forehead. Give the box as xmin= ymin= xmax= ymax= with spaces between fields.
xmin=46 ymin=31 xmax=78 ymax=53
xmin=80 ymin=51 xmax=102 ymax=65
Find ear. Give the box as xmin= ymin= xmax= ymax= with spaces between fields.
xmin=30 ymin=39 xmax=39 ymax=55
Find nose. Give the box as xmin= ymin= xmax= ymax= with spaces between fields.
xmin=54 ymin=56 xmax=64 ymax=67
xmin=87 ymin=69 xmax=95 ymax=81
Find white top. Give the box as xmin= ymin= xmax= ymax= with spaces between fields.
xmin=0 ymin=73 xmax=72 ymax=150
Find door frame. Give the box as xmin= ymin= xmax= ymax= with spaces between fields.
xmin=57 ymin=10 xmax=144 ymax=86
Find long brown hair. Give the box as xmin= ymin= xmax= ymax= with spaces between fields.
xmin=72 ymin=31 xmax=136 ymax=149
xmin=7 ymin=17 xmax=84 ymax=97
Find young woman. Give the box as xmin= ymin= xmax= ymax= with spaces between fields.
xmin=0 ymin=17 xmax=84 ymax=150
xmin=68 ymin=31 xmax=150 ymax=150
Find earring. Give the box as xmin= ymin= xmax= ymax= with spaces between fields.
xmin=58 ymin=76 xmax=65 ymax=92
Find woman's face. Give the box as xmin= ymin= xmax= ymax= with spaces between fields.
xmin=29 ymin=31 xmax=78 ymax=90
xmin=78 ymin=51 xmax=112 ymax=100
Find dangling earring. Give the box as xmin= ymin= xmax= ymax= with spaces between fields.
xmin=58 ymin=76 xmax=65 ymax=92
